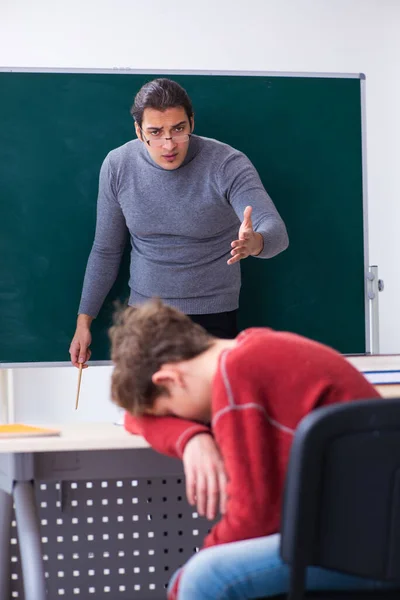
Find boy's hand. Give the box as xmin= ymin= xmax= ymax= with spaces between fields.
xmin=182 ymin=433 xmax=227 ymax=520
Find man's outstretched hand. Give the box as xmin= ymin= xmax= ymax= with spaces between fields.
xmin=228 ymin=205 xmax=264 ymax=265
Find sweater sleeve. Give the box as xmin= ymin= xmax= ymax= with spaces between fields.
xmin=78 ymin=155 xmax=128 ymax=317
xmin=124 ymin=412 xmax=212 ymax=459
xmin=217 ymin=151 xmax=289 ymax=258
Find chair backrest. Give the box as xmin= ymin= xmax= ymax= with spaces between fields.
xmin=280 ymin=398 xmax=400 ymax=582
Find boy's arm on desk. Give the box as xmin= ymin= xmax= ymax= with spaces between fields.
xmin=124 ymin=412 xmax=211 ymax=459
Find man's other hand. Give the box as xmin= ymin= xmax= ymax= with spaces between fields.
xmin=69 ymin=315 xmax=93 ymax=368
xmin=182 ymin=433 xmax=227 ymax=520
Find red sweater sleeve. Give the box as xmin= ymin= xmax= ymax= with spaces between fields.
xmin=124 ymin=412 xmax=211 ymax=459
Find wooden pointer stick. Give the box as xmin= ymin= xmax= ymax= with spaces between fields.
xmin=75 ymin=363 xmax=83 ymax=410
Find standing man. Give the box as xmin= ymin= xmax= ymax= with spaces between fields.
xmin=69 ymin=78 xmax=289 ymax=518
xmin=69 ymin=77 xmax=288 ymax=366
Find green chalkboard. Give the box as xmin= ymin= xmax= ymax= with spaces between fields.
xmin=0 ymin=71 xmax=366 ymax=363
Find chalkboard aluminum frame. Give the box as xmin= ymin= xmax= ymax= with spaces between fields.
xmin=0 ymin=68 xmax=371 ymax=367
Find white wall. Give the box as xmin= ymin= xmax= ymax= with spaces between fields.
xmin=1 ymin=0 xmax=399 ymax=423
xmin=8 ymin=365 xmax=123 ymax=424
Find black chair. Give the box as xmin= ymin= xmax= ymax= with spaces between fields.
xmin=279 ymin=398 xmax=400 ymax=600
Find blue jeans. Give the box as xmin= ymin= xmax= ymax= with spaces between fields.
xmin=169 ymin=533 xmax=392 ymax=600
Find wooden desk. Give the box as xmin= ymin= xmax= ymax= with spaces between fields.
xmin=376 ymin=384 xmax=400 ymax=399
xmin=0 ymin=422 xmax=149 ymax=454
xmin=0 ymin=423 xmax=188 ymax=600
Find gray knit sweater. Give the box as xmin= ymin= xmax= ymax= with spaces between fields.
xmin=78 ymin=135 xmax=288 ymax=317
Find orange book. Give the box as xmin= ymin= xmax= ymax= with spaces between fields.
xmin=0 ymin=424 xmax=61 ymax=438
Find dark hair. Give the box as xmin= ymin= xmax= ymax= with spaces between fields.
xmin=130 ymin=78 xmax=194 ymax=127
xmin=109 ymin=299 xmax=213 ymax=415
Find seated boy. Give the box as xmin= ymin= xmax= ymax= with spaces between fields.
xmin=109 ymin=299 xmax=382 ymax=600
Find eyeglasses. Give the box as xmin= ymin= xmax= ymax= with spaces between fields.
xmin=140 ymin=128 xmax=191 ymax=148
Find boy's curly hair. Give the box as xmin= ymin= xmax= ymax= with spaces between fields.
xmin=109 ymin=299 xmax=214 ymax=415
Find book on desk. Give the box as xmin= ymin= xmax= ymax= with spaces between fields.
xmin=346 ymin=354 xmax=400 ymax=387
xmin=0 ymin=424 xmax=61 ymax=439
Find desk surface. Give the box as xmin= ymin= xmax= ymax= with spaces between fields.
xmin=0 ymin=422 xmax=149 ymax=454
xmin=1 ymin=382 xmax=399 ymax=455
xmin=375 ymin=384 xmax=400 ymax=399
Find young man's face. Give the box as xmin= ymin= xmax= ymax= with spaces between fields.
xmin=135 ymin=107 xmax=193 ymax=171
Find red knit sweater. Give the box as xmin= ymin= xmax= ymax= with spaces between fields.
xmin=125 ymin=328 xmax=380 ymax=598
